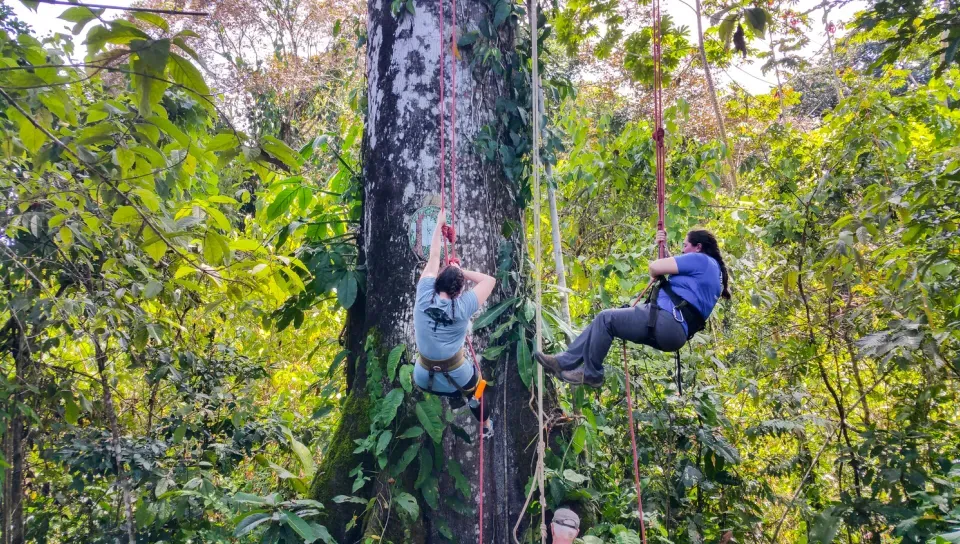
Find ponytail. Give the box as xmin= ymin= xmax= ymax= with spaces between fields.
xmin=686 ymin=229 xmax=731 ymax=299
xmin=433 ymin=265 xmax=466 ymax=319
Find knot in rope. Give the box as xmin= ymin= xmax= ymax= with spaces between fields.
xmin=446 ymin=257 xmax=461 ymax=267
xmin=652 ymin=127 xmax=665 ymax=144
xmin=441 ymin=224 xmax=456 ymax=244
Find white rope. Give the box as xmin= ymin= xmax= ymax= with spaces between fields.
xmin=530 ymin=0 xmax=546 ymax=540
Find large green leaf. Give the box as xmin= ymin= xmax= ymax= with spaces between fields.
xmin=281 ymin=510 xmax=318 ymax=543
xmin=743 ymin=7 xmax=769 ymax=36
xmin=472 ymin=297 xmax=517 ymax=331
xmin=336 ymin=272 xmax=358 ymax=309
xmin=387 ymin=344 xmax=406 ymax=381
xmin=373 ymin=389 xmax=404 ymax=427
xmin=394 ymin=492 xmax=419 ymax=519
xmin=261 ymin=135 xmax=302 ymax=171
xmin=234 ymin=512 xmax=271 ymax=537
xmin=267 ymin=187 xmax=298 ymax=220
xmin=415 ymin=399 xmax=444 ymax=443
xmin=167 ymin=52 xmax=210 ymax=97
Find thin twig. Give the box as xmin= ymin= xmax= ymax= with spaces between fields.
xmin=29 ymin=0 xmax=208 ymax=16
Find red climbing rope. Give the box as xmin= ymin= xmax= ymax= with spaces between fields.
xmin=436 ymin=3 xmax=483 ymax=541
xmin=622 ymin=0 xmax=668 ymax=539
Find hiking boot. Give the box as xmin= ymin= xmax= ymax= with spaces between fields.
xmin=534 ymin=352 xmax=564 ymax=376
xmin=558 ymin=366 xmax=603 ymax=388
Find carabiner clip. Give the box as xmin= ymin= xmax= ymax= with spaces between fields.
xmin=672 ymin=307 xmax=685 ymax=323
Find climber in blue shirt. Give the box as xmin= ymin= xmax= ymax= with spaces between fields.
xmin=535 ymin=229 xmax=731 ymax=388
xmin=413 ymin=206 xmax=496 ymax=434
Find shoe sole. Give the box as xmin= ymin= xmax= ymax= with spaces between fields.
xmin=534 ymin=352 xmax=563 ymax=376
xmin=557 ymin=374 xmax=604 ymax=388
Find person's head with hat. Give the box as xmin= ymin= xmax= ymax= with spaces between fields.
xmin=551 ymin=508 xmax=580 ymax=544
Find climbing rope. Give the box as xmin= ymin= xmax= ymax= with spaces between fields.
xmin=529 ymin=0 xmax=547 ymax=539
xmin=435 ymin=2 xmax=484 ymax=541
xmin=620 ymin=0 xmax=669 ymax=540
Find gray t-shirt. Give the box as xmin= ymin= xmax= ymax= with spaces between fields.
xmin=413 ymin=276 xmax=480 ymax=361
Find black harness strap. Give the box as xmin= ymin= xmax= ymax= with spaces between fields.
xmin=645 ymin=277 xmax=706 ymax=395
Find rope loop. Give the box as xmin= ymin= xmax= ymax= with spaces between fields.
xmin=441 ymin=224 xmax=456 ymax=244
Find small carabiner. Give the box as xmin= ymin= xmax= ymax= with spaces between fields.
xmin=672 ymin=306 xmax=685 ymax=323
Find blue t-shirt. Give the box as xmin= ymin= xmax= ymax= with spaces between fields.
xmin=656 ymin=253 xmax=723 ymax=334
xmin=413 ymin=277 xmax=480 ymax=393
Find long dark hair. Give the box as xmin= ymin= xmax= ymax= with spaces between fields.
xmin=431 ymin=265 xmax=466 ymax=318
xmin=687 ymin=229 xmax=731 ymax=299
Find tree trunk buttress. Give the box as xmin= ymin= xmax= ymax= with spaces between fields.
xmin=312 ymin=0 xmax=545 ymax=541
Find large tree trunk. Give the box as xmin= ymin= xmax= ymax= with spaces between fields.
xmin=312 ymin=0 xmax=545 ymax=541
xmin=2 ymin=322 xmax=27 ymax=544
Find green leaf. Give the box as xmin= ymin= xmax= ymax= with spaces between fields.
xmin=447 ymin=460 xmax=471 ymax=498
xmin=472 ymin=297 xmax=517 ymax=331
xmin=415 ymin=400 xmax=444 ymax=443
xmin=167 ymin=52 xmax=210 ymax=96
xmin=143 ymin=280 xmax=163 ymax=299
xmin=202 ymin=205 xmax=231 ymax=231
xmin=207 ymin=132 xmax=244 ymax=152
xmin=375 ymin=430 xmax=393 ymax=456
xmin=112 ymin=206 xmax=140 ymax=225
xmin=19 ymin=117 xmax=46 ymax=154
xmin=399 ymin=365 xmax=414 ymax=393
xmin=133 ymin=11 xmax=169 ymax=31
xmin=282 ymin=427 xmax=316 ymax=479
xmin=267 ymin=188 xmax=297 ymax=220
xmin=203 ymin=230 xmax=230 ymax=266
xmin=281 ymin=511 xmax=318 ymax=543
xmin=458 ymin=31 xmax=480 ymax=47
xmin=173 ymin=424 xmax=186 ymax=443
xmin=562 ymin=469 xmax=589 ymax=484
xmin=64 ymin=398 xmax=80 ymax=425
xmin=59 ymin=6 xmax=100 ymax=23
xmin=571 ymin=425 xmax=587 ymax=454
xmin=142 ymin=229 xmax=167 ymax=262
xmin=394 ymin=492 xmax=419 ymax=519
xmin=261 ymin=135 xmax=302 ymax=171
xmin=393 ymin=442 xmax=420 ymax=475
xmin=743 ymin=7 xmax=769 ymax=36
xmin=414 ymin=448 xmax=433 ymax=489
xmin=516 ymin=328 xmax=533 ymax=390
xmin=332 ymin=495 xmax=368 ymax=504
xmin=397 ymin=426 xmax=424 ymax=439
xmin=336 ymin=272 xmax=358 ymax=309
xmin=234 ymin=512 xmax=272 ymax=537
xmin=718 ymin=14 xmax=737 ymax=48
xmin=387 ymin=345 xmax=406 ymax=381
xmin=809 ymin=507 xmax=843 ymax=544
xmin=493 ymin=1 xmax=511 ymax=27
xmin=374 ymin=389 xmax=405 ymax=427
xmin=146 ymin=115 xmax=191 ymax=148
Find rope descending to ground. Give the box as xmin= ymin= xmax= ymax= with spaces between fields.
xmin=621 ymin=0 xmax=669 ymax=539
xmin=435 ymin=1 xmax=484 ymax=540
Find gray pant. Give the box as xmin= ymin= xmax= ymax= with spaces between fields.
xmin=556 ymin=303 xmax=688 ymax=382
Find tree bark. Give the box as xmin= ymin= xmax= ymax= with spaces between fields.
xmin=693 ymin=0 xmax=738 ymax=190
xmin=2 ymin=320 xmax=28 ymax=544
xmin=312 ymin=0 xmax=545 ymax=541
